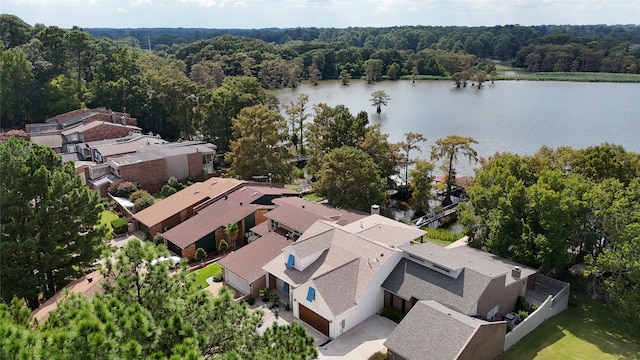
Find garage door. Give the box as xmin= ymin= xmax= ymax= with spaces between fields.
xmin=299 ymin=304 xmax=329 ymax=336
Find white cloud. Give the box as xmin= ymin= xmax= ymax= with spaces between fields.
xmin=132 ymin=0 xmax=152 ymax=6
xmin=116 ymin=7 xmax=128 ymax=13
xmin=182 ymin=0 xmax=223 ymax=7
xmin=234 ymin=1 xmax=246 ymax=7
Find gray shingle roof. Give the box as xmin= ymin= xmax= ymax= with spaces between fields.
xmin=264 ymin=216 xmax=411 ymax=316
xmin=384 ymin=300 xmax=487 ymax=360
xmin=382 ymin=258 xmax=490 ymax=314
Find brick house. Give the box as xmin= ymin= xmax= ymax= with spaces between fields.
xmin=161 ymin=184 xmax=299 ymax=259
xmin=133 ymin=178 xmax=246 ymax=237
xmin=107 ymin=140 xmax=216 ymax=192
xmin=26 ymin=108 xmax=138 ymax=154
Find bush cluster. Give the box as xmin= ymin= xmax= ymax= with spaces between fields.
xmin=111 ymin=217 xmax=128 ymax=235
xmin=130 ymin=190 xmax=155 ymax=212
xmin=108 ymin=181 xmax=138 ymax=198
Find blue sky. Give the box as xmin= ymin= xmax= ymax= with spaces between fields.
xmin=3 ymin=0 xmax=639 ymax=29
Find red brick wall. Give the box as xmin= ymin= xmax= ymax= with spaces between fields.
xmin=82 ymin=123 xmax=136 ymax=143
xmin=118 ymin=158 xmax=167 ymax=191
xmin=187 ymin=152 xmax=204 ymax=179
xmin=183 ymin=244 xmax=196 ymax=259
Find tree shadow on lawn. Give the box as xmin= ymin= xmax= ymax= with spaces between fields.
xmin=499 ymin=296 xmax=640 ymax=360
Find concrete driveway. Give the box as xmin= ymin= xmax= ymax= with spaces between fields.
xmin=317 ymin=315 xmax=397 ymax=359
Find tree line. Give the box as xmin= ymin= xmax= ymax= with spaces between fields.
xmin=3 ymin=14 xmax=640 ymax=132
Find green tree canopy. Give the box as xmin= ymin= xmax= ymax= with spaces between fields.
xmin=409 ymin=159 xmax=435 ymax=214
xmin=1 ymin=240 xmax=318 ymax=359
xmin=0 ymin=138 xmax=108 ymax=309
xmin=225 ymin=104 xmax=291 ymax=183
xmin=370 ymin=90 xmax=391 ymax=113
xmin=314 ymin=146 xmax=386 ymax=212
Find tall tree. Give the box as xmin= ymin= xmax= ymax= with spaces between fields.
xmin=370 ymin=90 xmax=391 ymax=113
xmin=398 ymin=132 xmax=427 ymax=184
xmin=308 ymin=63 xmax=321 ymax=85
xmin=409 ymin=159 xmax=435 ymax=214
xmin=0 ymin=138 xmax=108 ymax=309
xmin=305 ymin=104 xmax=368 ymax=177
xmin=203 ymin=76 xmax=274 ymax=153
xmin=364 ymin=58 xmax=384 ymax=83
xmin=339 ymin=69 xmax=351 ymax=85
xmin=314 ymin=146 xmax=386 ymax=212
xmin=225 ymin=104 xmax=291 ymax=182
xmin=430 ymin=135 xmax=478 ymax=205
xmin=283 ymin=94 xmax=310 ymax=155
xmin=0 ymin=49 xmax=34 ymax=127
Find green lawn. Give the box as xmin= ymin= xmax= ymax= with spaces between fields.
xmin=303 ymin=192 xmax=324 ymax=202
xmin=499 ymin=295 xmax=640 ymax=360
xmin=189 ymin=263 xmax=222 ymax=288
xmin=99 ymin=210 xmax=119 ymax=231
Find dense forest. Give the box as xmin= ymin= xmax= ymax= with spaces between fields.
xmin=2 ymin=13 xmax=640 ymax=136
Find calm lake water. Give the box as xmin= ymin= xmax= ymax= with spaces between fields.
xmin=271 ymin=80 xmax=640 ymax=176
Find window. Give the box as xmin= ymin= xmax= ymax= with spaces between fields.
xmin=286 ymin=254 xmax=295 ymax=268
xmin=306 ymin=287 xmax=315 ymax=302
xmin=487 ymin=305 xmax=499 ymax=321
xmin=283 ymin=282 xmax=289 ymax=293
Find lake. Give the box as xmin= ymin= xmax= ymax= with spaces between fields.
xmin=271 ymin=80 xmax=640 ymax=176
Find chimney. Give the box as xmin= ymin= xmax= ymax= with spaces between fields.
xmin=512 ymin=266 xmax=521 ymax=279
xmin=371 ymin=204 xmax=380 ymax=215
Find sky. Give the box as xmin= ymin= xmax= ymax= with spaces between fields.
xmin=3 ymin=0 xmax=639 ymax=29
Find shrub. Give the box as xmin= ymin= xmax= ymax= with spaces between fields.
xmin=291 ymin=165 xmax=305 ymax=179
xmin=425 ymin=228 xmax=463 ymax=243
xmin=195 ymin=248 xmax=207 ymax=262
xmin=130 ymin=190 xmax=155 ymax=212
xmin=368 ymin=351 xmax=387 ymax=360
xmin=111 ymin=217 xmax=128 ymax=235
xmin=211 ymin=273 xmax=223 ymax=282
xmin=161 ymin=184 xmax=177 ymax=198
xmin=152 ymin=234 xmax=164 ymax=245
xmin=246 ymin=296 xmax=255 ymax=305
xmin=218 ymin=239 xmax=228 ymax=253
xmin=108 ymin=181 xmax=138 ymax=198
xmin=167 ymin=176 xmax=186 ymax=191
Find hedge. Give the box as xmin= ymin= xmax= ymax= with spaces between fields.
xmin=111 ymin=217 xmax=128 ymax=235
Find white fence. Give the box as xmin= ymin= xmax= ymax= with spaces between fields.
xmin=504 ymin=278 xmax=570 ymax=351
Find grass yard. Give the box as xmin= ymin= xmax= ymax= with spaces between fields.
xmin=189 ymin=263 xmax=222 ymax=289
xmin=499 ymin=295 xmax=640 ymax=360
xmin=99 ymin=210 xmax=119 ymax=231
xmin=303 ymin=192 xmax=324 ymax=202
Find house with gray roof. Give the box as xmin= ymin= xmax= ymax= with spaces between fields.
xmin=382 ymin=241 xmax=569 ymax=360
xmin=219 ymin=197 xmax=368 ymax=298
xmin=384 ymin=300 xmax=506 ymax=360
xmin=262 ymin=215 xmax=426 ymax=338
xmin=382 ymin=242 xmax=537 ymax=320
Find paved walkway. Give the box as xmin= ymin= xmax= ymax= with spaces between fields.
xmin=317 ymin=315 xmax=396 ymax=359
